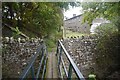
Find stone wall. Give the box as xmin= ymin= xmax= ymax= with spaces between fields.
xmin=62 ymin=35 xmax=98 ymax=77
xmin=2 ymin=37 xmax=44 ymax=78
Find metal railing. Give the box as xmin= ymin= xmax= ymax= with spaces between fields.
xmin=19 ymin=41 xmax=48 ymax=80
xmin=56 ymin=40 xmax=85 ymax=80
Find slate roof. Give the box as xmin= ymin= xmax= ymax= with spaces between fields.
xmin=64 ymin=14 xmax=82 ymax=21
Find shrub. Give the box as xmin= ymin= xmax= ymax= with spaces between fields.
xmin=93 ymin=23 xmax=120 ymax=78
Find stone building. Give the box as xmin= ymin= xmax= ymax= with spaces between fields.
xmin=64 ymin=14 xmax=110 ymax=34
xmin=64 ymin=14 xmax=90 ymax=34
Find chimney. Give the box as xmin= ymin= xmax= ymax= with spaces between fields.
xmin=73 ymin=14 xmax=76 ymax=17
xmin=65 ymin=17 xmax=68 ymax=20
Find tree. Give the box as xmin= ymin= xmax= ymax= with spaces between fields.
xmin=81 ymin=2 xmax=120 ymax=31
xmin=2 ymin=2 xmax=78 ymax=38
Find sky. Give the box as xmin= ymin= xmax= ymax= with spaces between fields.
xmin=64 ymin=6 xmax=83 ymax=20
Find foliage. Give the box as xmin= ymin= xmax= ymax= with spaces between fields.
xmin=2 ymin=2 xmax=78 ymax=38
xmin=81 ymin=2 xmax=120 ymax=78
xmin=94 ymin=31 xmax=120 ymax=78
xmin=12 ymin=27 xmax=22 ymax=38
xmin=45 ymin=39 xmax=56 ymax=52
xmin=2 ymin=2 xmax=79 ymax=52
xmin=45 ymin=31 xmax=62 ymax=52
xmin=81 ymin=2 xmax=120 ymax=30
xmin=95 ymin=23 xmax=118 ymax=36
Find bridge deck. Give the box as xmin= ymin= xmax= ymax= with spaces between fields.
xmin=46 ymin=52 xmax=58 ymax=78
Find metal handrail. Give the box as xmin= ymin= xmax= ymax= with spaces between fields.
xmin=56 ymin=40 xmax=85 ymax=80
xmin=19 ymin=42 xmax=48 ymax=80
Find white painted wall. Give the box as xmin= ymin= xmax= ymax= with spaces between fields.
xmin=90 ymin=18 xmax=110 ymax=34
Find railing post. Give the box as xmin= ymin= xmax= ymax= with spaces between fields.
xmin=68 ymin=64 xmax=72 ymax=80
xmin=31 ymin=66 xmax=35 ymax=80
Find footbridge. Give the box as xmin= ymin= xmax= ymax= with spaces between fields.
xmin=19 ymin=40 xmax=85 ymax=80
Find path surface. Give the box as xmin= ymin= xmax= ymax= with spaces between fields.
xmin=46 ymin=52 xmax=58 ymax=78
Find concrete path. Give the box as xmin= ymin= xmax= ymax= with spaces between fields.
xmin=46 ymin=52 xmax=58 ymax=78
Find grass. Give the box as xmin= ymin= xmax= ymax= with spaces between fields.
xmin=45 ymin=31 xmax=63 ymax=52
xmin=63 ymin=30 xmax=89 ymax=39
xmin=45 ymin=39 xmax=56 ymax=52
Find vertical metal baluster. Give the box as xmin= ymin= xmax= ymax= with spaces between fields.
xmin=57 ymin=41 xmax=60 ymax=77
xmin=58 ymin=46 xmax=62 ymax=65
xmin=68 ymin=64 xmax=72 ymax=80
xmin=57 ymin=42 xmax=59 ymax=63
xmin=56 ymin=41 xmax=59 ymax=56
xmin=31 ymin=66 xmax=35 ymax=80
xmin=58 ymin=45 xmax=62 ymax=78
xmin=41 ymin=47 xmax=44 ymax=57
xmin=41 ymin=45 xmax=45 ymax=79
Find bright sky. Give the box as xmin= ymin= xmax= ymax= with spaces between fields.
xmin=64 ymin=6 xmax=83 ymax=20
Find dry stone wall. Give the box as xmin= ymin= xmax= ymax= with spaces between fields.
xmin=2 ymin=37 xmax=43 ymax=78
xmin=62 ymin=35 xmax=98 ymax=77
